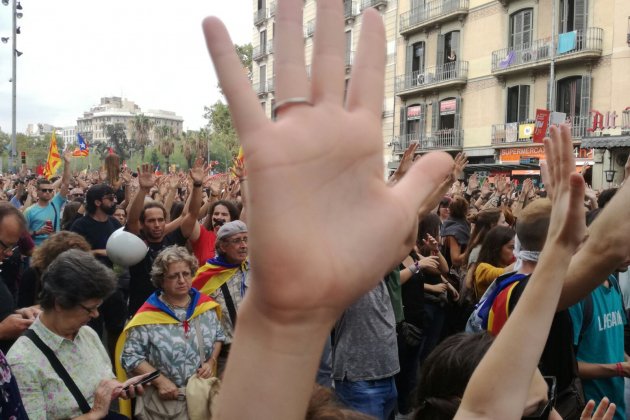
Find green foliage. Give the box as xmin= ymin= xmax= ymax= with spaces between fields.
xmin=106 ymin=123 xmax=132 ymax=161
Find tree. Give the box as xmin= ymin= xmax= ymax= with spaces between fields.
xmin=236 ymin=43 xmax=253 ymax=81
xmin=130 ymin=114 xmax=153 ymax=160
xmin=155 ymin=125 xmax=175 ymax=170
xmin=105 ymin=123 xmax=132 ymax=161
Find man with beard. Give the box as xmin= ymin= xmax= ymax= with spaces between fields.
xmin=70 ymin=183 xmax=127 ymax=357
xmin=126 ymin=160 xmax=205 ymax=316
xmin=189 ymin=200 xmax=240 ymax=265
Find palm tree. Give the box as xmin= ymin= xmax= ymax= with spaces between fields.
xmin=180 ymin=130 xmax=197 ymax=169
xmin=130 ymin=114 xmax=153 ymax=160
xmin=155 ymin=125 xmax=175 ymax=171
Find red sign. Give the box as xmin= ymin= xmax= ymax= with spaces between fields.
xmin=533 ymin=109 xmax=550 ymax=143
xmin=440 ymin=99 xmax=457 ymax=115
xmin=407 ymin=105 xmax=422 ymax=120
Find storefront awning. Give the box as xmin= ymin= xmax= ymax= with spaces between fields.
xmin=580 ymin=135 xmax=630 ymax=149
xmin=463 ymin=162 xmax=542 ymax=173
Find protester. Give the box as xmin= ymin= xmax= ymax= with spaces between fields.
xmin=118 ymin=246 xmax=224 ymax=418
xmin=189 ymin=199 xmax=239 ymax=265
xmin=7 ymin=249 xmax=144 ymax=419
xmin=472 ymin=226 xmax=516 ymax=298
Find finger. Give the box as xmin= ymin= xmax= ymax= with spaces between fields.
xmin=592 ymin=397 xmax=609 ymax=419
xmin=345 ymin=8 xmax=385 ymax=117
xmin=393 ymin=151 xmax=454 ymax=222
xmin=273 ymin=0 xmax=309 ymax=103
xmin=604 ymin=403 xmax=616 ymax=420
xmin=559 ymin=124 xmax=576 ymax=184
xmin=310 ymin=0 xmax=345 ymax=104
xmin=202 ymin=17 xmax=267 ymax=138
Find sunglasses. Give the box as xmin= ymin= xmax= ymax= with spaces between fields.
xmin=522 ymin=376 xmax=556 ymax=419
xmin=39 ymin=188 xmax=54 ymax=193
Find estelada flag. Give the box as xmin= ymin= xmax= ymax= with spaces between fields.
xmin=72 ymin=133 xmax=89 ymax=157
xmin=192 ymin=257 xmax=248 ymax=296
xmin=43 ymin=131 xmax=62 ymax=180
xmin=533 ymin=109 xmax=550 ymax=143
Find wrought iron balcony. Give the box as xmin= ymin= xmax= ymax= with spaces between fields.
xmin=361 ymin=0 xmax=387 ymax=10
xmin=344 ymin=0 xmax=357 ymax=20
xmin=399 ymin=0 xmax=469 ymax=36
xmin=254 ymin=81 xmax=271 ymax=96
xmin=253 ymin=44 xmax=269 ymax=61
xmin=269 ymin=2 xmax=276 ymax=17
xmin=423 ymin=129 xmax=463 ymax=150
xmin=268 ymin=78 xmax=275 ymax=93
xmin=254 ymin=8 xmax=267 ymax=26
xmin=345 ymin=51 xmax=355 ymax=69
xmin=396 ymin=61 xmax=468 ymax=96
xmin=393 ymin=133 xmax=424 ymax=152
xmin=491 ymin=28 xmax=603 ymax=75
xmin=492 ymin=117 xmax=590 ymax=145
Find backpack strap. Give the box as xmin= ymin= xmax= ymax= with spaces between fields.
xmin=220 ymin=283 xmax=237 ymax=327
xmin=50 ymin=201 xmax=58 ymax=231
xmin=23 ymin=329 xmax=91 ymax=414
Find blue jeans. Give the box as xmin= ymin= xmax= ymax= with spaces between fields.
xmin=334 ymin=377 xmax=397 ymax=420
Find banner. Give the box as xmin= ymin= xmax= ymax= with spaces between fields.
xmin=533 ymin=109 xmax=550 ymax=143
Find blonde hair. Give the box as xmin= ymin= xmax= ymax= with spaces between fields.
xmin=515 ymin=198 xmax=551 ymax=252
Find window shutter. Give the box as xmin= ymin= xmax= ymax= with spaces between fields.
xmin=420 ymin=103 xmax=427 ymax=140
xmin=436 ymin=34 xmax=445 ymax=65
xmin=406 ymin=44 xmax=413 ymax=76
xmin=451 ymin=31 xmax=460 ymax=57
xmin=400 ymin=106 xmax=406 ymax=136
xmin=579 ymin=75 xmax=592 ymax=137
xmin=523 ymin=9 xmax=533 ymax=47
xmin=432 ymin=101 xmax=440 ymax=133
xmin=574 ymin=0 xmax=587 ymax=32
xmin=519 ymin=85 xmax=530 ymax=122
xmin=455 ymin=97 xmax=462 ymax=132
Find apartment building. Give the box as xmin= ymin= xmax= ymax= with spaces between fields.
xmin=251 ymin=0 xmax=399 ymax=167
xmin=393 ymin=0 xmax=630 ymax=188
xmin=252 ymin=0 xmax=630 ymax=188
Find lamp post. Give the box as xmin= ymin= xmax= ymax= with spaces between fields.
xmin=7 ymin=0 xmax=21 ymax=173
xmin=604 ymin=150 xmax=616 ymax=187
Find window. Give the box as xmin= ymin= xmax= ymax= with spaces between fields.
xmin=559 ymin=0 xmax=586 ymax=33
xmin=345 ymin=30 xmax=352 ymax=64
xmin=399 ymin=104 xmax=427 ymax=146
xmin=506 ymin=85 xmax=530 ymax=123
xmin=260 ymin=64 xmax=267 ymax=90
xmin=258 ymin=0 xmax=266 ymax=11
xmin=260 ymin=30 xmax=267 ymax=52
xmin=509 ymin=9 xmax=533 ymax=49
xmin=431 ymin=97 xmax=462 ymax=133
xmin=437 ymin=31 xmax=459 ymax=65
xmin=412 ymin=42 xmax=425 ymax=74
xmin=551 ymin=75 xmax=591 ymax=137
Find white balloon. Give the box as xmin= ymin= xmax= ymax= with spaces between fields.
xmin=106 ymin=228 xmax=149 ymax=267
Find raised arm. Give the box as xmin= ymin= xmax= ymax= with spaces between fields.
xmin=126 ymin=164 xmax=155 ymax=235
xmin=457 ymin=125 xmax=585 ymax=419
xmin=59 ymin=150 xmax=72 ymax=198
xmin=179 ymin=157 xmax=206 ymax=239
xmin=202 ymin=2 xmax=453 ymax=419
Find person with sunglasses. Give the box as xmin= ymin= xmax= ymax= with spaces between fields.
xmin=24 ymin=151 xmax=72 ymax=246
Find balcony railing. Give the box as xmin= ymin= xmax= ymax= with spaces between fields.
xmin=492 ymin=117 xmax=590 ymax=145
xmin=400 ymin=0 xmax=469 ymax=35
xmin=253 ymin=44 xmax=271 ymax=60
xmin=491 ymin=28 xmax=603 ymax=73
xmin=255 ymin=81 xmax=270 ymax=96
xmin=396 ymin=61 xmax=468 ymax=94
xmin=361 ymin=0 xmax=387 ymax=10
xmin=345 ymin=51 xmax=355 ymax=68
xmin=394 ymin=133 xmax=425 ymax=152
xmin=305 ymin=19 xmax=315 ymax=38
xmin=269 ymin=2 xmax=276 ymax=17
xmin=254 ymin=8 xmax=267 ymax=25
xmin=344 ymin=0 xmax=357 ymax=19
xmin=424 ymin=129 xmax=463 ymax=149
xmin=268 ymin=78 xmax=275 ymax=93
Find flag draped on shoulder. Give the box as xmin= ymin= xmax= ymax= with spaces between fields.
xmin=72 ymin=133 xmax=89 ymax=157
xmin=43 ymin=131 xmax=62 ymax=180
xmin=193 ymin=256 xmax=247 ymax=296
xmin=114 ymin=288 xmax=219 ymax=418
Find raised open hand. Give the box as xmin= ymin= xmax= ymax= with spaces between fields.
xmin=205 ymin=3 xmax=452 ymax=325
xmin=137 ymin=163 xmax=156 ymax=190
xmin=189 ymin=157 xmax=208 ymax=184
xmin=389 ymin=142 xmax=418 ymax=185
xmin=466 ymin=173 xmax=479 ymax=193
xmin=231 ymin=157 xmax=246 ymax=180
xmin=453 ymin=152 xmax=468 ymax=180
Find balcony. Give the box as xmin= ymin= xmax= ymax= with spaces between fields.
xmin=268 ymin=78 xmax=275 ymax=93
xmin=361 ymin=0 xmax=387 ymax=10
xmin=254 ymin=81 xmax=272 ymax=97
xmin=491 ymin=117 xmax=590 ymax=146
xmin=393 ymin=133 xmax=425 ymax=153
xmin=345 ymin=51 xmax=355 ymax=70
xmin=396 ymin=61 xmax=468 ymax=97
xmin=269 ymin=2 xmax=276 ymax=17
xmin=491 ymin=28 xmax=603 ymax=76
xmin=305 ymin=19 xmax=315 ymax=38
xmin=399 ymin=0 xmax=469 ymax=36
xmin=253 ymin=43 xmax=272 ymax=61
xmin=424 ymin=129 xmax=463 ymax=150
xmin=254 ymin=8 xmax=267 ymax=26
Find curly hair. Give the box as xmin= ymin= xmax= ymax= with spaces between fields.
xmin=31 ymin=231 xmax=91 ymax=271
xmin=150 ymin=245 xmax=199 ymax=289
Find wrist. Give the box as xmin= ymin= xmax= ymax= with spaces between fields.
xmin=408 ymin=262 xmax=420 ymax=274
xmin=616 ymin=362 xmax=624 ymax=377
xmin=193 ymin=181 xmax=203 ymax=188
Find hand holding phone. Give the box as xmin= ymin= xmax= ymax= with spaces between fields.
xmin=122 ymin=370 xmax=160 ymax=391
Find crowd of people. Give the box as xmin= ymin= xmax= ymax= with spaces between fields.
xmin=0 ymin=1 xmax=627 ymax=419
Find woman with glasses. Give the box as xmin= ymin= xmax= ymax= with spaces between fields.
xmin=118 ymin=246 xmax=224 ymax=417
xmin=7 ymin=249 xmax=143 ymax=419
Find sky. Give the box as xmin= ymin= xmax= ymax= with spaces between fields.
xmin=0 ymin=0 xmax=253 ymax=133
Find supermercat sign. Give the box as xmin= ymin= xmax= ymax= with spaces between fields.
xmin=588 ymin=108 xmax=630 ymax=134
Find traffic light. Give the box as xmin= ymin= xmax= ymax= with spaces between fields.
xmin=20 ymin=151 xmax=26 ymax=164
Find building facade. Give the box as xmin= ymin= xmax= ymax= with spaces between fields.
xmin=76 ymin=97 xmax=184 ymax=144
xmin=252 ymin=0 xmax=630 ymax=188
xmin=61 ymin=126 xmax=76 ymax=149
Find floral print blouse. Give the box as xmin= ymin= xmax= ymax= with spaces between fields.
xmin=0 ymin=350 xmax=27 ymax=420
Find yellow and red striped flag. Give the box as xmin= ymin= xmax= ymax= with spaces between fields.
xmin=43 ymin=131 xmax=62 ymax=180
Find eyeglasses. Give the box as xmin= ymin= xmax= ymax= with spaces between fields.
xmin=78 ymin=302 xmax=101 ymax=315
xmin=0 ymin=239 xmax=18 ymax=256
xmin=165 ymin=271 xmax=192 ymax=281
xmin=225 ymin=237 xmax=248 ymax=245
xmin=39 ymin=188 xmax=54 ymax=193
xmin=522 ymin=376 xmax=556 ymax=419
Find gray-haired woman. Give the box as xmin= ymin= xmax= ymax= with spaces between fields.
xmin=119 ymin=246 xmax=224 ymax=408
xmin=7 ymin=249 xmax=145 ymax=420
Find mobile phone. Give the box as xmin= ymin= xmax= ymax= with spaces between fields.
xmin=123 ymin=370 xmax=160 ymax=391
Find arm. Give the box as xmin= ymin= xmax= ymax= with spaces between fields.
xmin=447 ymin=236 xmax=465 ymax=268
xmin=457 ymin=125 xmax=585 ymax=419
xmin=232 ymin=157 xmax=248 ymax=224
xmin=126 ymin=164 xmax=155 ymax=235
xmin=179 ymin=158 xmax=206 ymax=239
xmin=473 ymin=263 xmax=506 ymax=292
xmin=163 ymin=176 xmax=178 ymax=221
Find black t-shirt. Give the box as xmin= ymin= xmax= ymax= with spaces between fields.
xmin=509 ymin=277 xmax=577 ymax=392
xmin=401 ymin=269 xmax=425 ymax=328
xmin=128 ymin=228 xmax=187 ymax=316
xmin=0 ymin=277 xmax=16 ymax=353
xmin=70 ymin=215 xmax=122 ymax=267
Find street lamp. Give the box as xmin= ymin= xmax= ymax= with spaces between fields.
xmin=3 ymin=0 xmax=22 ymax=172
xmin=604 ymin=150 xmax=616 ymax=186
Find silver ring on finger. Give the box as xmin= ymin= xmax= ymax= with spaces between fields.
xmin=272 ymin=97 xmax=313 ymax=120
